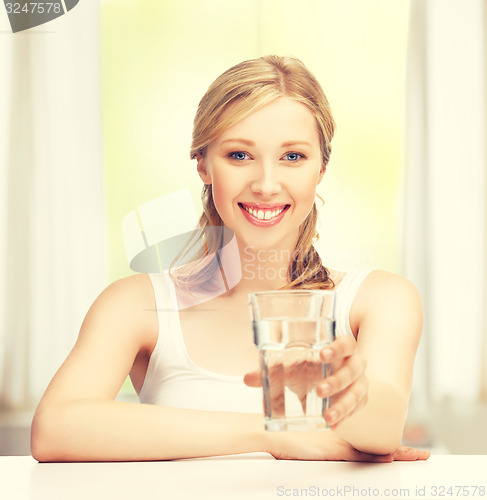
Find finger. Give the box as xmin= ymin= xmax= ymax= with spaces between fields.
xmin=323 ymin=377 xmax=368 ymax=426
xmin=417 ymin=449 xmax=431 ymax=460
xmin=243 ymin=370 xmax=262 ymax=387
xmin=393 ymin=446 xmax=431 ymax=461
xmin=320 ymin=335 xmax=357 ymax=363
xmin=317 ymin=354 xmax=366 ymax=398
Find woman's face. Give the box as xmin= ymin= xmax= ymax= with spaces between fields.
xmin=197 ymin=97 xmax=325 ymax=252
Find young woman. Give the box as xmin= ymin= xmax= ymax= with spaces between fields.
xmin=31 ymin=55 xmax=429 ymax=462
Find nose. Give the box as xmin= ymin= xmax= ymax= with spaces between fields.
xmin=250 ymin=161 xmax=282 ymax=197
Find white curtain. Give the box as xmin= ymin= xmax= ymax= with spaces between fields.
xmin=403 ymin=0 xmax=486 ymax=405
xmin=0 ymin=3 xmax=105 ymax=410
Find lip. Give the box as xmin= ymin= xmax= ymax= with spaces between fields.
xmin=238 ymin=202 xmax=290 ymax=227
xmin=239 ymin=202 xmax=289 ymax=210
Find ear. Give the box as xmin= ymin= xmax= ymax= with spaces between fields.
xmin=317 ymin=164 xmax=327 ymax=184
xmin=196 ymin=153 xmax=212 ymax=185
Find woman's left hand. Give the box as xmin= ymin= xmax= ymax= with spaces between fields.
xmin=244 ymin=335 xmax=368 ymax=426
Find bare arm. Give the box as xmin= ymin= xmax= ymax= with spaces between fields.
xmin=30 ymin=274 xmax=268 ymax=462
xmin=32 ymin=399 xmax=269 ymax=462
xmin=327 ymin=271 xmax=423 ymax=454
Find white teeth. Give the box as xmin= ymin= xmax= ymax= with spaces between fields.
xmin=242 ymin=205 xmax=285 ymax=221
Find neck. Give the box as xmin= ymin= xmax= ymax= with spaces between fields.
xmin=221 ymin=236 xmax=300 ymax=296
xmin=170 ymin=229 xmax=303 ymax=304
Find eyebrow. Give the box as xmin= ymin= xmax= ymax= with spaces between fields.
xmin=220 ymin=139 xmax=313 ymax=148
xmin=220 ymin=138 xmax=255 ymax=146
xmin=281 ymin=141 xmax=313 ymax=148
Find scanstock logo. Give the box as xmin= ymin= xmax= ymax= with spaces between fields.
xmin=3 ymin=0 xmax=79 ymax=33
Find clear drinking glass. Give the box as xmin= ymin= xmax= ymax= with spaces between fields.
xmin=249 ymin=290 xmax=336 ymax=431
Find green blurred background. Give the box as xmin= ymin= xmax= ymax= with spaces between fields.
xmin=101 ymin=0 xmax=409 ymax=283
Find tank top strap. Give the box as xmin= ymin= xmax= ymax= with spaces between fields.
xmin=334 ymin=269 xmax=373 ymax=338
xmin=139 ymin=272 xmax=187 ymax=402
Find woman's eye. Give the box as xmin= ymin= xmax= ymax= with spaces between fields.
xmin=283 ymin=152 xmax=305 ymax=162
xmin=228 ymin=151 xmax=250 ymax=161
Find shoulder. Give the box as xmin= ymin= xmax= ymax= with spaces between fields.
xmin=103 ymin=272 xmax=154 ymax=299
xmin=95 ymin=273 xmax=155 ymax=315
xmin=85 ymin=273 xmax=158 ymax=350
xmin=350 ymin=270 xmax=423 ymax=338
xmin=361 ymin=270 xmax=422 ymax=304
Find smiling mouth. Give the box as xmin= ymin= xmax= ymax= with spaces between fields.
xmin=238 ymin=203 xmax=290 ymax=221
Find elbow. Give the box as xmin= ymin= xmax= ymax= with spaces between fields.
xmin=31 ymin=405 xmax=65 ymax=462
xmin=354 ymin=436 xmax=402 ymax=456
xmin=348 ymin=423 xmax=404 ymax=456
xmin=31 ymin=434 xmax=51 ymax=463
xmin=333 ymin=412 xmax=405 ymax=456
xmin=31 ymin=419 xmax=49 ymax=462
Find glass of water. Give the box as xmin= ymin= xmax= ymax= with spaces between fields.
xmin=249 ymin=290 xmax=336 ymax=431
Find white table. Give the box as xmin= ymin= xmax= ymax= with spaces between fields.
xmin=1 ymin=454 xmax=486 ymax=500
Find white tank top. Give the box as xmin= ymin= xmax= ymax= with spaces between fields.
xmin=138 ymin=269 xmax=372 ymax=413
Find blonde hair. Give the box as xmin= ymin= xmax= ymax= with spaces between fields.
xmin=174 ymin=55 xmax=336 ymax=290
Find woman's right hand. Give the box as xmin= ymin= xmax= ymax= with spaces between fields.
xmin=266 ymin=430 xmax=430 ymax=462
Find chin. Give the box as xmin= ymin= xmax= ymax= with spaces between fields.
xmin=239 ymin=232 xmax=298 ymax=253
